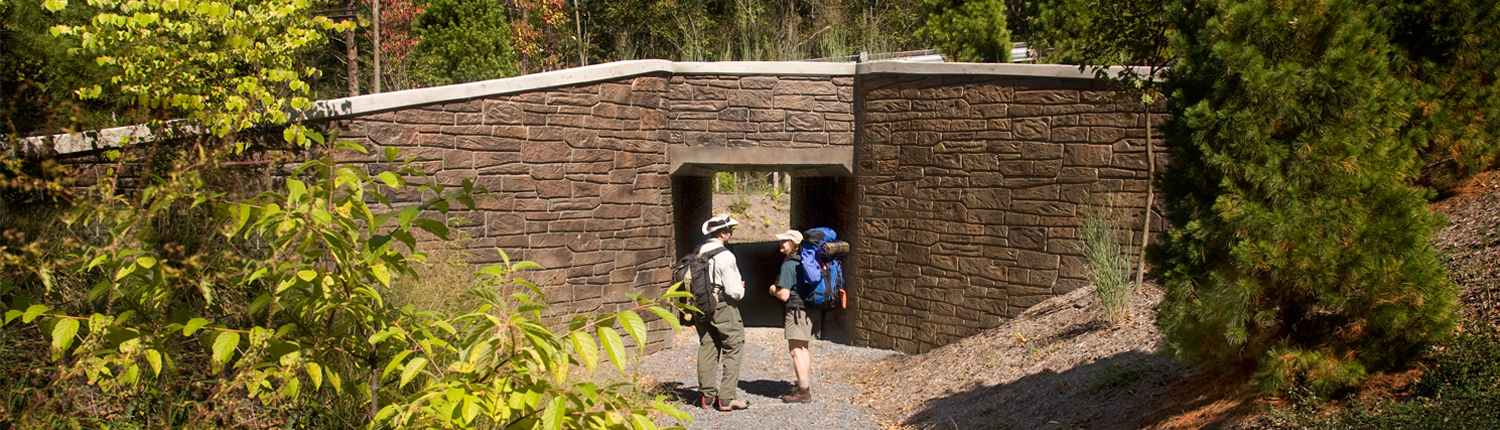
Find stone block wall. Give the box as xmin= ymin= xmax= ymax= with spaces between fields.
xmin=327 ymin=72 xmax=856 ymax=352
xmin=663 ymin=75 xmax=856 ymax=148
xmin=852 ymin=73 xmax=1165 ymax=353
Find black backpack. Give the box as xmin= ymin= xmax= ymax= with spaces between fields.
xmin=674 ymin=247 xmax=727 ymax=324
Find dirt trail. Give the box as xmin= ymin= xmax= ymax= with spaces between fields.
xmin=639 ymin=327 xmax=897 ymax=430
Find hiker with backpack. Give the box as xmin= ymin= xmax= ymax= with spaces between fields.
xmin=686 ymin=214 xmax=750 ymax=411
xmin=767 ymin=227 xmax=847 ymax=404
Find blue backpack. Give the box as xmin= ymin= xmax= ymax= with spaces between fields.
xmin=798 ymin=227 xmax=846 ymax=310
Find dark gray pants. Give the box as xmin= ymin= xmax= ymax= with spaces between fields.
xmin=695 ymin=301 xmax=744 ymax=400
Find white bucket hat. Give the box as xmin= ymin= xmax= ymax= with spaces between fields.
xmin=702 ymin=214 xmax=740 ymax=235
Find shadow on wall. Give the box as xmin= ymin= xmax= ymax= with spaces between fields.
xmin=898 ymin=350 xmax=1255 ymax=430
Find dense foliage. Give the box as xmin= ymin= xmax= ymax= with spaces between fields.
xmin=917 ymin=0 xmax=1010 ymax=62
xmin=1026 ymin=0 xmax=1498 ymax=396
xmin=409 ymin=0 xmax=518 ymax=86
xmin=0 ymin=0 xmax=691 ymax=428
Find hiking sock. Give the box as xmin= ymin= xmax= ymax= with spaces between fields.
xmin=796 ymin=379 xmax=809 ymax=389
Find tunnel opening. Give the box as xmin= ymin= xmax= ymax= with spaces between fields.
xmin=671 ymin=164 xmax=856 ymax=342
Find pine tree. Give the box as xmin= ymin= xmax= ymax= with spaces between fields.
xmin=1376 ymin=0 xmax=1500 ymax=189
xmin=1152 ymin=0 xmax=1460 ymax=395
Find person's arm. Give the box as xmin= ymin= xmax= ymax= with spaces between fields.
xmin=772 ymin=261 xmax=797 ymax=302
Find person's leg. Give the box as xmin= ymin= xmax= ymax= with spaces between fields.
xmin=715 ymin=304 xmax=745 ymax=402
xmin=789 ymin=339 xmax=811 ymax=387
xmin=781 ymin=307 xmax=814 ymax=403
xmin=695 ymin=313 xmax=722 ymax=404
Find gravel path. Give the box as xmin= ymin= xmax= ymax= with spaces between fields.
xmin=639 ymin=327 xmax=899 ymax=429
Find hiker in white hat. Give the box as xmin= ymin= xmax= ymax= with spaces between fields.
xmin=693 ymin=214 xmax=749 ymax=411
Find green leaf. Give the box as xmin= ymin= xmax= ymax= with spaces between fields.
xmin=297 ymin=269 xmax=317 ymax=282
xmin=22 ymin=305 xmax=49 ymax=323
xmin=182 ymin=318 xmax=210 ymax=336
xmin=145 ymin=350 xmax=163 ymax=376
xmin=137 ymin=256 xmax=157 ymax=269
xmin=114 ymin=262 xmax=137 ymax=281
xmin=86 ymin=253 xmax=109 ymax=269
xmin=399 ymin=356 xmax=427 ymax=388
xmin=367 ymin=329 xmax=394 ymax=345
xmin=376 ymin=171 xmax=402 ymax=189
xmin=412 ymin=218 xmax=449 ymax=239
xmin=629 ymin=413 xmax=658 ymax=430
xmin=541 ymin=396 xmax=565 ymax=430
xmin=385 ymin=146 xmax=399 ymax=162
xmin=211 ymin=331 xmax=239 ymax=373
xmin=383 ymin=350 xmax=413 ymax=378
xmin=462 ymin=396 xmax=480 ymax=425
xmin=327 ymin=367 xmax=343 ymax=393
xmin=42 ymin=0 xmax=66 ymax=12
xmin=598 ymin=326 xmax=627 ymax=374
xmin=371 ymin=263 xmax=391 ymax=288
xmin=397 ymin=206 xmax=420 ymax=228
xmin=570 ymin=331 xmax=599 ymax=374
xmin=88 ymin=280 xmax=112 ymax=301
xmin=306 ymin=362 xmax=323 ymax=390
xmin=248 ymin=294 xmax=273 ymax=314
xmin=286 ymin=178 xmax=307 ymax=202
xmin=646 ymin=306 xmax=682 ymax=332
xmin=374 ymin=404 xmax=398 ymax=423
xmin=3 ymin=310 xmax=21 ymax=325
xmin=618 ymin=310 xmax=647 ymax=349
xmin=651 ymin=402 xmax=692 ymax=423
xmin=50 ymin=318 xmax=80 ymax=360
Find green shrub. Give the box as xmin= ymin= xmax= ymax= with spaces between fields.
xmin=1153 ymin=0 xmax=1460 ymax=397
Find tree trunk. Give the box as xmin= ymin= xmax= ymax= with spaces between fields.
xmin=344 ymin=0 xmax=359 ymax=96
xmin=371 ymin=0 xmax=382 ymax=93
xmin=574 ymin=0 xmax=586 ymax=67
xmin=368 ymin=357 xmax=380 ymax=422
xmin=1135 ymin=100 xmax=1156 ymax=289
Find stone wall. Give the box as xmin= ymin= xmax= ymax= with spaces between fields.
xmin=328 ymin=72 xmax=856 ymax=352
xmin=851 ymin=73 xmax=1164 ymax=353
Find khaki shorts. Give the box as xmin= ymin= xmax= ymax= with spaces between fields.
xmin=784 ymin=306 xmax=823 ymax=342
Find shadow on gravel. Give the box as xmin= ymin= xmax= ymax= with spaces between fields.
xmin=901 ymin=351 xmax=1256 ymax=430
xmin=649 ymin=379 xmax=797 ymax=405
xmin=738 ymin=379 xmax=795 ymax=398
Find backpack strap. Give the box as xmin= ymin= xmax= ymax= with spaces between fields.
xmin=699 ymin=247 xmax=729 ymax=292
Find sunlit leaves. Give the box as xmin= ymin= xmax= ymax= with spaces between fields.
xmin=45 ymin=0 xmax=351 ymax=144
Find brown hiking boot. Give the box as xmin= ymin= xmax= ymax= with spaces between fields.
xmin=715 ymin=398 xmax=750 ymax=411
xmin=780 ymin=387 xmax=812 ymax=403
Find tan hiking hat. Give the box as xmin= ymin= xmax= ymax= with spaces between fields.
xmin=775 ymin=229 xmax=803 ymax=244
